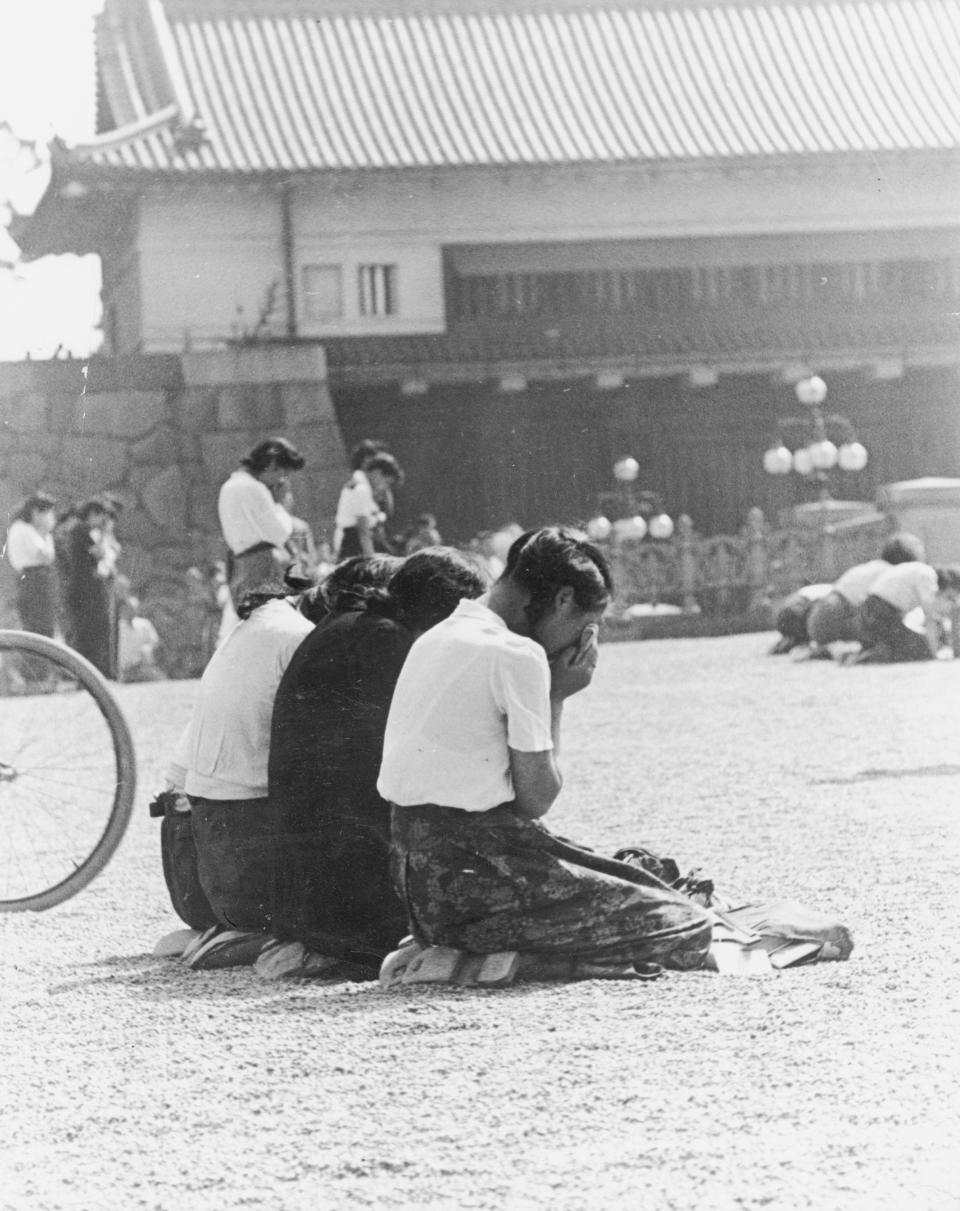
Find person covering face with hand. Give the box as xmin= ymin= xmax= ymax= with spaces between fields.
xmin=378 ymin=526 xmax=712 ymax=981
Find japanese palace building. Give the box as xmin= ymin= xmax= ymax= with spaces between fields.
xmin=16 ymin=0 xmax=960 ymax=537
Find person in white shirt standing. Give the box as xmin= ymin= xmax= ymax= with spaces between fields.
xmin=5 ymin=493 xmax=58 ymax=638
xmin=217 ymin=438 xmax=305 ymax=608
xmin=377 ymin=526 xmax=712 ymax=983
xmin=334 ymin=444 xmax=404 ymax=560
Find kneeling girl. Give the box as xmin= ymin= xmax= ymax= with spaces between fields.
xmin=377 ymin=527 xmax=712 ymax=977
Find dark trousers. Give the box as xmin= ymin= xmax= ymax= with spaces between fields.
xmin=271 ymin=813 xmax=408 ymax=966
xmin=859 ymin=594 xmax=933 ymax=662
xmin=17 ymin=566 xmax=57 ymax=637
xmin=160 ymin=808 xmax=217 ymax=931
xmin=67 ymin=579 xmax=115 ymax=678
xmin=189 ymin=796 xmax=278 ymax=932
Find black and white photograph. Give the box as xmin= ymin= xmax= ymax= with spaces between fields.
xmin=1 ymin=0 xmax=958 ymax=1207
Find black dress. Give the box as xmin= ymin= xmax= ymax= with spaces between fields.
xmin=61 ymin=519 xmax=115 ymax=678
xmin=268 ymin=609 xmax=414 ymax=968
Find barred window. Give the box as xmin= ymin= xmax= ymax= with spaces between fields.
xmin=302 ymin=264 xmax=343 ymax=321
xmin=358 ymin=263 xmax=397 ymax=316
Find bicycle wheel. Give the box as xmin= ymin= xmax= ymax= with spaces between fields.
xmin=0 ymin=630 xmax=137 ymax=911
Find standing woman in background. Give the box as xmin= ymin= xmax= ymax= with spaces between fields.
xmin=5 ymin=493 xmax=59 ymax=638
xmin=59 ymin=498 xmax=115 ymax=678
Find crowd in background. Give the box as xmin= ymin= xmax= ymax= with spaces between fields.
xmin=4 ymin=489 xmax=160 ymax=682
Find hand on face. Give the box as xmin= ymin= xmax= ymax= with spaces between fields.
xmin=549 ymin=622 xmax=600 ymax=700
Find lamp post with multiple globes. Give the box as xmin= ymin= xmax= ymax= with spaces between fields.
xmin=586 ymin=456 xmax=674 ymax=543
xmin=763 ymin=375 xmax=868 ymax=498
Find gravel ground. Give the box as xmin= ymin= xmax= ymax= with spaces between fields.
xmin=2 ymin=634 xmax=959 ymax=1211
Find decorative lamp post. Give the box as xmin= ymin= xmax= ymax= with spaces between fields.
xmin=763 ymin=375 xmax=868 ymax=498
xmin=588 ymin=457 xmax=673 ymax=542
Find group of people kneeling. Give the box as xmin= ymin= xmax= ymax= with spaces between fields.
xmin=156 ymin=528 xmax=716 ymax=984
xmin=771 ymin=532 xmax=960 ymax=663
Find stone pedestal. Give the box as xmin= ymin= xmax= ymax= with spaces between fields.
xmin=781 ymin=498 xmax=877 ymax=531
xmin=876 ymin=478 xmax=960 ymax=563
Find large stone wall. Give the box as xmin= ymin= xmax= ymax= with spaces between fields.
xmin=0 ymin=346 xmax=348 ymax=674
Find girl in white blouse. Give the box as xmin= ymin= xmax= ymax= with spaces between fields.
xmin=5 ymin=493 xmax=58 ymax=638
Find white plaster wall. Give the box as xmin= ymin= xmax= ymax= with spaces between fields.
xmin=294 ymin=236 xmax=445 ymax=336
xmin=131 ymin=157 xmax=960 ymax=349
xmin=295 ymin=157 xmax=960 ymax=244
xmin=138 ymin=187 xmax=286 ymax=351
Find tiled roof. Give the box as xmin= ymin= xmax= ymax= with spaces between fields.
xmin=69 ymin=0 xmax=960 ymax=174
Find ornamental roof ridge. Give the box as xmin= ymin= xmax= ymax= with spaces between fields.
xmin=69 ymin=102 xmax=180 ymax=155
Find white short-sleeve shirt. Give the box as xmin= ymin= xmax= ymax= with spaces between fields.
xmin=868 ymin=561 xmax=938 ymax=615
xmin=377 ymin=598 xmax=553 ymax=812
xmin=833 ymin=559 xmax=889 ymax=607
xmin=5 ymin=519 xmax=55 ymax=572
xmin=172 ymin=599 xmax=312 ymax=800
xmin=334 ymin=470 xmax=383 ymax=551
xmin=217 ymin=468 xmax=292 ymax=555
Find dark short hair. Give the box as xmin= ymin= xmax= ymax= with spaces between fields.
xmin=935 ymin=566 xmax=960 ymax=594
xmin=320 ymin=554 xmax=403 ymax=614
xmin=349 ymin=438 xmax=389 ymax=471
xmin=236 ymin=584 xmax=291 ymax=620
xmin=503 ymin=526 xmax=613 ymax=625
xmin=77 ymin=497 xmax=109 ymax=521
xmin=880 ymin=532 xmax=925 ymax=564
xmin=377 ymin=547 xmax=487 ymax=633
xmin=297 ymin=585 xmax=331 ymax=626
xmin=16 ymin=492 xmax=56 ymax=521
xmin=365 ymin=452 xmax=404 ymax=486
xmin=242 ymin=438 xmax=305 ymax=474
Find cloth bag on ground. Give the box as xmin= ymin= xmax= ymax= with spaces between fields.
xmin=613 ymin=846 xmax=853 ymax=968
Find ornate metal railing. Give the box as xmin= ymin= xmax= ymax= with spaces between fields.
xmin=602 ymin=507 xmax=895 ymax=621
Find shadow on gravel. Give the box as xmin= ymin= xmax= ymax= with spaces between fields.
xmin=814 ymin=763 xmax=960 ymax=784
xmin=45 ymin=956 xmax=287 ymax=1001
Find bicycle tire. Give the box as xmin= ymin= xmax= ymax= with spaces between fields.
xmin=0 ymin=630 xmax=137 ymax=911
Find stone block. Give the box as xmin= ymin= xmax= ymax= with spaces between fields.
xmin=13 ymin=431 xmax=60 ymax=456
xmin=131 ymin=424 xmax=180 ymax=465
xmin=199 ymin=433 xmax=248 ymax=483
xmin=46 ymin=392 xmax=85 ymax=432
xmin=0 ymin=477 xmax=24 ymax=525
xmin=183 ymin=344 xmax=326 ymax=386
xmin=187 ymin=482 xmax=220 ymax=533
xmin=281 ymin=382 xmax=334 ymax=426
xmin=286 ymin=423 xmax=348 ymax=475
xmin=300 ymin=469 xmax=343 ymax=525
xmin=0 ymin=392 xmax=49 ymax=432
xmin=116 ymin=507 xmax=167 ymax=550
xmin=177 ymin=432 xmax=203 ymax=463
xmin=174 ymin=386 xmax=219 ymax=432
xmin=142 ymin=464 xmax=187 ymax=532
xmin=118 ymin=545 xmax=156 ymax=594
xmin=57 ymin=434 xmax=128 ymax=493
xmin=0 ymin=362 xmax=35 ymax=394
xmin=216 ymin=384 xmax=284 ymax=431
xmin=75 ymin=391 xmax=166 ymax=438
xmin=127 ymin=465 xmax=155 ymax=496
xmin=11 ymin=454 xmax=49 ymax=491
